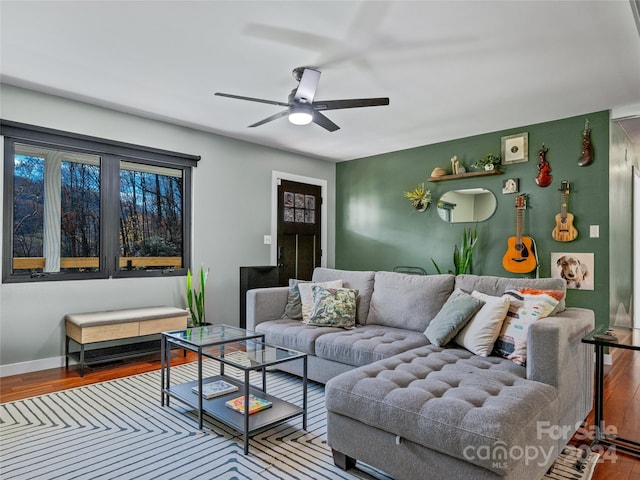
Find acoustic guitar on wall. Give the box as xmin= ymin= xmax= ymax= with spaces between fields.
xmin=502 ymin=194 xmax=538 ymax=274
xmin=552 ymin=180 xmax=578 ymax=242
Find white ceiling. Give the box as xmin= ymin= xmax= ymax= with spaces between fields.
xmin=1 ymin=1 xmax=640 ymax=162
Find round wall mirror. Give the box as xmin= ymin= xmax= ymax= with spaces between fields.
xmin=436 ymin=188 xmax=497 ymax=223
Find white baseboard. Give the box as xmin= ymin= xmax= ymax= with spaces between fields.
xmin=0 ymin=356 xmax=66 ymax=378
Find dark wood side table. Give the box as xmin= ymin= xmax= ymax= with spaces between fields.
xmin=582 ymin=325 xmax=640 ymax=457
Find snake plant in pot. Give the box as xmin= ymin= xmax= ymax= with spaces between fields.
xmin=431 ymin=227 xmax=478 ymax=275
xmin=186 ymin=266 xmax=209 ymax=327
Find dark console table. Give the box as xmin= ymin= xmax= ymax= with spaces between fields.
xmin=239 ymin=266 xmax=284 ymax=328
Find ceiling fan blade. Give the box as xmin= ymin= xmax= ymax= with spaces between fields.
xmin=312 ymin=112 xmax=340 ymax=132
xmin=215 ymin=92 xmax=288 ymax=107
xmin=248 ymin=110 xmax=289 ymax=128
xmin=314 ymin=98 xmax=390 ymax=111
xmin=294 ymin=68 xmax=321 ymax=104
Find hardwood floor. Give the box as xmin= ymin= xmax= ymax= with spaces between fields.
xmin=1 ymin=349 xmax=639 ymax=479
xmin=572 ymin=348 xmax=640 ymax=480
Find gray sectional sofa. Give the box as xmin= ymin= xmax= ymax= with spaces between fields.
xmin=246 ymin=268 xmax=595 ymax=480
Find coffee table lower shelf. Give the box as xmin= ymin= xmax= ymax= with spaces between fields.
xmin=164 ymin=374 xmax=304 ymax=444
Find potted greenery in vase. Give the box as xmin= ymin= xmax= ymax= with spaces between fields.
xmin=186 ymin=266 xmax=209 ymax=327
xmin=472 ymin=153 xmax=501 ymax=171
xmin=403 ymin=183 xmax=432 ymax=212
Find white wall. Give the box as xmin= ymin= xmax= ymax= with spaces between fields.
xmin=609 ymin=118 xmax=638 ymax=329
xmin=635 ymin=167 xmax=640 ymax=328
xmin=0 ymin=84 xmax=336 ymax=373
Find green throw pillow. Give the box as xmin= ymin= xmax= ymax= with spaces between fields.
xmin=282 ymin=279 xmax=309 ymax=319
xmin=425 ymin=288 xmax=485 ymax=347
xmin=306 ymin=286 xmax=357 ymax=329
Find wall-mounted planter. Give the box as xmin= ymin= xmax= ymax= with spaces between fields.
xmin=404 ymin=183 xmax=432 ymax=211
xmin=414 ymin=201 xmax=430 ymax=212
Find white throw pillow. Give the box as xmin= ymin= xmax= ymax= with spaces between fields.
xmin=454 ymin=290 xmax=510 ymax=356
xmin=297 ymin=279 xmax=343 ymax=322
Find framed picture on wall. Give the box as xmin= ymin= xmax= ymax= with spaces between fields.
xmin=502 ymin=178 xmax=519 ymax=194
xmin=551 ymin=252 xmax=594 ymax=290
xmin=501 ymin=133 xmax=528 ymax=165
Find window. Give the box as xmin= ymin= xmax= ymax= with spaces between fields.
xmin=2 ymin=121 xmax=199 ymax=282
xmin=119 ymin=161 xmax=183 ymax=271
xmin=13 ymin=144 xmax=101 ymax=274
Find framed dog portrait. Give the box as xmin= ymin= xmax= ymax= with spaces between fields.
xmin=551 ymin=252 xmax=594 ymax=290
xmin=502 ymin=178 xmax=519 ymax=194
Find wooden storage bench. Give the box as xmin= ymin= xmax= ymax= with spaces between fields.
xmin=65 ymin=306 xmax=188 ymax=376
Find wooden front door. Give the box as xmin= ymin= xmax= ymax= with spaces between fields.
xmin=277 ymin=180 xmax=322 ymax=281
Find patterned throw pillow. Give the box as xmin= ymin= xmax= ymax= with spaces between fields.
xmin=306 ymin=286 xmax=357 ymax=329
xmin=297 ymin=279 xmax=344 ymax=321
xmin=493 ymin=288 xmax=564 ymax=366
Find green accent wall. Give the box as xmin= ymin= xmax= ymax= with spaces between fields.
xmin=336 ymin=111 xmax=610 ymax=327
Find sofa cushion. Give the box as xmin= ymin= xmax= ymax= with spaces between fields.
xmin=493 ymin=288 xmax=564 ymax=366
xmin=424 ymin=288 xmax=485 ymax=347
xmin=367 ymin=272 xmax=455 ymax=332
xmin=254 ymin=319 xmax=342 ymax=354
xmin=454 ymin=290 xmax=511 ymax=356
xmin=315 ymin=325 xmax=430 ymax=367
xmin=312 ymin=268 xmax=376 ymax=325
xmin=306 ymin=286 xmax=357 ymax=329
xmin=454 ymin=274 xmax=566 ymax=314
xmin=325 ymin=345 xmax=559 ymax=476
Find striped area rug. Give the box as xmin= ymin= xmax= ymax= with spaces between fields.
xmin=0 ymin=360 xmax=599 ymax=480
xmin=543 ymin=446 xmax=599 ymax=480
xmin=0 ymin=360 xmax=389 ymax=480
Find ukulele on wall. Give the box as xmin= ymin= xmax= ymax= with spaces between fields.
xmin=552 ymin=181 xmax=578 ymax=242
xmin=502 ymin=194 xmax=538 ymax=274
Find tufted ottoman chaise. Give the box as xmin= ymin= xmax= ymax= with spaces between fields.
xmin=247 ymin=268 xmax=595 ymax=479
xmin=326 ymin=345 xmax=560 ymax=480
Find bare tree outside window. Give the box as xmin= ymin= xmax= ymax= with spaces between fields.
xmin=12 ymin=147 xmax=100 ymax=273
xmin=119 ymin=161 xmax=183 ymax=271
xmin=13 ymin=154 xmax=44 ymax=258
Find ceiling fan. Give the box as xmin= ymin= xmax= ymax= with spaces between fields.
xmin=214 ymin=67 xmax=389 ymax=132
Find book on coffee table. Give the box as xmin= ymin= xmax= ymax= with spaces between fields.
xmin=225 ymin=394 xmax=272 ymax=414
xmin=192 ymin=380 xmax=238 ymax=399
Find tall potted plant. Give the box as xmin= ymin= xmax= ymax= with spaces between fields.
xmin=186 ymin=266 xmax=209 ymax=327
xmin=431 ymin=227 xmax=478 ymax=274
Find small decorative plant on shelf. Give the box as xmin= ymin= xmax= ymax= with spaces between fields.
xmin=431 ymin=227 xmax=478 ymax=274
xmin=472 ymin=153 xmax=501 ymax=171
xmin=186 ymin=266 xmax=209 ymax=327
xmin=404 ymin=183 xmax=432 ymax=212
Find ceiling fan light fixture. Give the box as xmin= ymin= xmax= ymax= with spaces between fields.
xmin=216 ymin=67 xmax=389 ymax=131
xmin=288 ymin=104 xmax=313 ymax=125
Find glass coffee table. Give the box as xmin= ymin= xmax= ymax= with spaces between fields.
xmin=161 ymin=324 xmax=307 ymax=454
